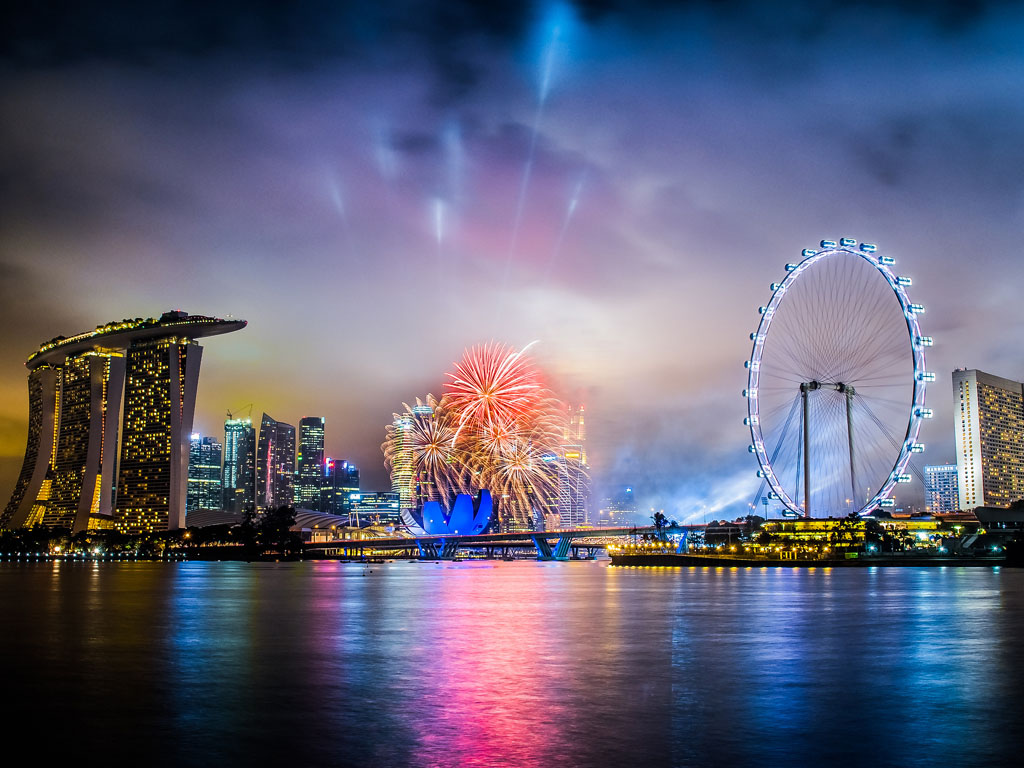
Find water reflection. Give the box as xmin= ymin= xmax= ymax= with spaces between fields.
xmin=0 ymin=562 xmax=1020 ymax=767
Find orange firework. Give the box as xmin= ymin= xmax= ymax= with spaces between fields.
xmin=445 ymin=341 xmax=543 ymax=439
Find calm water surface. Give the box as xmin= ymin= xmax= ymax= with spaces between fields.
xmin=1 ymin=561 xmax=1021 ymax=767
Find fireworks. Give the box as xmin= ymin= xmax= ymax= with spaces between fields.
xmin=382 ymin=343 xmax=575 ymax=531
xmin=445 ymin=341 xmax=543 ymax=440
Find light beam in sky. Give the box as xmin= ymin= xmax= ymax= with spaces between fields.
xmin=326 ymin=172 xmax=359 ymax=263
xmin=544 ymin=171 xmax=586 ymax=283
xmin=433 ymin=197 xmax=445 ymax=246
xmin=500 ymin=3 xmax=579 ymax=305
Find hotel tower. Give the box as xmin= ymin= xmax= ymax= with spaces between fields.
xmin=2 ymin=311 xmax=245 ymax=533
xmin=953 ymin=368 xmax=1024 ymax=510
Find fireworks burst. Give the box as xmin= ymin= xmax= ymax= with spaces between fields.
xmin=383 ymin=343 xmax=579 ymax=531
xmin=383 ymin=395 xmax=462 ymax=507
xmin=445 ymin=341 xmax=542 ymax=439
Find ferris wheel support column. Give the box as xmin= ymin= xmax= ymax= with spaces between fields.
xmin=845 ymin=388 xmax=857 ymax=510
xmin=800 ymin=382 xmax=813 ymax=518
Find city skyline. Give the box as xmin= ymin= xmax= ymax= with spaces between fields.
xmin=3 ymin=1 xmax=1024 ymax=521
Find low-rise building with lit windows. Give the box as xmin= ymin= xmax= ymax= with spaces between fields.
xmin=925 ymin=464 xmax=959 ymax=514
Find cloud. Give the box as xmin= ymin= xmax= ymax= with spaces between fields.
xmin=2 ymin=0 xmax=1024 ymax=512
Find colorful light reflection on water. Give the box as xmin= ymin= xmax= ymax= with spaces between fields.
xmin=1 ymin=561 xmax=1022 ymax=767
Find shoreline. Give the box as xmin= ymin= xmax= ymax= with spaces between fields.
xmin=609 ymin=552 xmax=1009 ymax=568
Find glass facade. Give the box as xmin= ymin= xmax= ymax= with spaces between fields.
xmin=256 ymin=413 xmax=296 ymax=511
xmin=222 ymin=418 xmax=255 ymax=515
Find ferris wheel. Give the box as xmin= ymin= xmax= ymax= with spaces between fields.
xmin=744 ymin=238 xmax=932 ymax=518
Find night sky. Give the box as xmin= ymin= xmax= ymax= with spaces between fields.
xmin=2 ymin=1 xmax=1023 ymax=520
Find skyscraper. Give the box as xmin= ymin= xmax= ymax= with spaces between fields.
xmin=2 ymin=311 xmax=244 ymax=534
xmin=187 ymin=435 xmax=223 ymax=514
xmin=556 ymin=448 xmax=589 ymax=528
xmin=115 ymin=337 xmax=203 ymax=533
xmin=296 ymin=417 xmax=325 ymax=510
xmin=2 ymin=366 xmax=59 ymax=529
xmin=322 ymin=458 xmax=359 ymax=515
xmin=557 ymin=404 xmax=590 ymax=527
xmin=256 ymin=413 xmax=296 ymax=510
xmin=390 ymin=413 xmax=415 ymax=513
xmin=597 ymin=486 xmax=638 ymax=525
xmin=565 ymin=404 xmax=587 ymax=457
xmin=924 ymin=464 xmax=959 ymax=514
xmin=953 ymin=368 xmax=1024 ymax=509
xmin=222 ymin=417 xmax=255 ymax=515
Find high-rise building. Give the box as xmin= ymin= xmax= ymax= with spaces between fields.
xmin=556 ymin=446 xmax=589 ymax=529
xmin=322 ymin=458 xmax=359 ymax=515
xmin=222 ymin=417 xmax=255 ymax=515
xmin=187 ymin=435 xmax=223 ymax=513
xmin=115 ymin=337 xmax=204 ymax=533
xmin=565 ymin=404 xmax=587 ymax=459
xmin=2 ymin=311 xmax=244 ymax=534
xmin=924 ymin=464 xmax=959 ymax=514
xmin=3 ymin=366 xmax=59 ymax=529
xmin=296 ymin=417 xmax=325 ymax=510
xmin=390 ymin=413 xmax=415 ymax=513
xmin=953 ymin=368 xmax=1024 ymax=510
xmin=256 ymin=413 xmax=296 ymax=510
xmin=556 ymin=404 xmax=590 ymax=527
xmin=597 ymin=486 xmax=638 ymax=525
xmin=5 ymin=352 xmax=126 ymax=532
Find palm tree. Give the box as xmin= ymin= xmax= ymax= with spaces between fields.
xmin=651 ymin=511 xmax=668 ymax=540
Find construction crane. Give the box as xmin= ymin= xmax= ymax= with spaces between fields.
xmin=226 ymin=403 xmax=254 ymax=422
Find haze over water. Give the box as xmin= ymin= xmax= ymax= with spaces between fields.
xmin=2 ymin=561 xmax=1021 ymax=767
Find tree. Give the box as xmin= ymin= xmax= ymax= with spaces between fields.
xmin=239 ymin=509 xmax=261 ymax=558
xmin=261 ymin=506 xmax=300 ymax=555
xmin=238 ymin=506 xmax=301 ymax=558
xmin=651 ymin=511 xmax=668 ymax=539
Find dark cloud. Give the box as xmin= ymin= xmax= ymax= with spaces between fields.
xmin=391 ymin=131 xmax=441 ymax=156
xmin=0 ymin=260 xmax=83 ymax=360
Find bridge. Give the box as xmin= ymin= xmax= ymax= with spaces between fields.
xmin=303 ymin=524 xmax=702 ymax=561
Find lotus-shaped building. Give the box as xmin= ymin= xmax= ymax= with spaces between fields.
xmin=412 ymin=490 xmax=493 ymax=536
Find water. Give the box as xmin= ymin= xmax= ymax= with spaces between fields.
xmin=1 ymin=561 xmax=1021 ymax=767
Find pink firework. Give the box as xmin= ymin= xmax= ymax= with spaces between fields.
xmin=445 ymin=341 xmax=543 ymax=436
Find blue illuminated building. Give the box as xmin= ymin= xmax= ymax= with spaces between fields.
xmin=414 ymin=491 xmax=493 ymax=536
